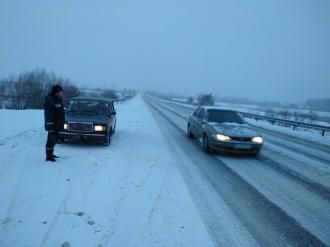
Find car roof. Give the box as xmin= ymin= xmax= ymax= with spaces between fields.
xmin=199 ymin=106 xmax=236 ymax=112
xmin=71 ymin=96 xmax=116 ymax=103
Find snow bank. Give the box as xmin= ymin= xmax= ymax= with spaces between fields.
xmin=246 ymin=118 xmax=330 ymax=146
xmin=0 ymin=109 xmax=43 ymax=141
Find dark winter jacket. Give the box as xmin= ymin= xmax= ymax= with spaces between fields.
xmin=44 ymin=93 xmax=65 ymax=132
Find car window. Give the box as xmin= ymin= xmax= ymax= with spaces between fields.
xmin=207 ymin=110 xmax=244 ymax=124
xmin=67 ymin=100 xmax=109 ymax=115
xmin=197 ymin=109 xmax=205 ymax=119
xmin=193 ymin=107 xmax=201 ymax=117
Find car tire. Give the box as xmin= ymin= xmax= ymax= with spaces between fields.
xmin=104 ymin=130 xmax=112 ymax=146
xmin=112 ymin=121 xmax=116 ymax=134
xmin=202 ymin=134 xmax=211 ymax=153
xmin=251 ymin=150 xmax=260 ymax=157
xmin=187 ymin=124 xmax=194 ymax=139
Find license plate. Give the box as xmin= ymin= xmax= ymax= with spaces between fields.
xmin=235 ymin=144 xmax=252 ymax=150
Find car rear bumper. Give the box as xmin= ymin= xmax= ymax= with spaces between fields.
xmin=59 ymin=131 xmax=106 ymax=140
xmin=209 ymin=139 xmax=262 ymax=154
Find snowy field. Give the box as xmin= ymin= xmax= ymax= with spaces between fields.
xmin=0 ymin=96 xmax=213 ymax=247
xmin=170 ymin=98 xmax=330 ymax=126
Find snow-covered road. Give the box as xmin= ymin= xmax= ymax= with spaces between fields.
xmin=146 ymin=96 xmax=330 ymax=246
xmin=1 ymin=94 xmax=329 ymax=246
xmin=0 ymin=96 xmax=213 ymax=247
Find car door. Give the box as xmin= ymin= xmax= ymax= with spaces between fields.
xmin=195 ymin=108 xmax=206 ymax=138
xmin=190 ymin=107 xmax=201 ymax=135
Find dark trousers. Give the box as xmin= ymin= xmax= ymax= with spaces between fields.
xmin=46 ymin=131 xmax=58 ymax=157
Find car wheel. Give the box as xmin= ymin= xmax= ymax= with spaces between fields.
xmin=104 ymin=130 xmax=111 ymax=146
xmin=187 ymin=124 xmax=194 ymax=139
xmin=251 ymin=150 xmax=261 ymax=157
xmin=202 ymin=134 xmax=211 ymax=153
xmin=112 ymin=122 xmax=116 ymax=134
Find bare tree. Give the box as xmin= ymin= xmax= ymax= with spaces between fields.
xmin=187 ymin=97 xmax=194 ymax=105
xmin=197 ymin=93 xmax=214 ymax=106
xmin=61 ymin=79 xmax=81 ymax=105
xmin=102 ymin=89 xmax=118 ymax=99
xmin=12 ymin=74 xmax=28 ymax=109
xmin=25 ymin=69 xmax=48 ymax=109
xmin=1 ymin=69 xmax=82 ymax=109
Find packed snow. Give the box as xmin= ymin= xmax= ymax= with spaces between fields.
xmin=0 ymin=96 xmax=213 ymax=247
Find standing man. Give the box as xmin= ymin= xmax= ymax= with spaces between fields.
xmin=44 ymin=85 xmax=65 ymax=162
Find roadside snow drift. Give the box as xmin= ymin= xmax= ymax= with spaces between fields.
xmin=0 ymin=109 xmax=43 ymax=141
xmin=0 ymin=96 xmax=213 ymax=247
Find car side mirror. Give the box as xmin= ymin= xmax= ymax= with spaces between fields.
xmin=112 ymin=111 xmax=117 ymax=115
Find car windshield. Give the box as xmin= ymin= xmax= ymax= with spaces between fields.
xmin=67 ymin=100 xmax=109 ymax=115
xmin=207 ymin=110 xmax=244 ymax=124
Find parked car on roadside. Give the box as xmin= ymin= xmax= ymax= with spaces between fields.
xmin=59 ymin=96 xmax=117 ymax=146
xmin=187 ymin=106 xmax=263 ymax=155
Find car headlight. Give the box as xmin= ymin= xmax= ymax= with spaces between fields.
xmin=64 ymin=123 xmax=68 ymax=130
xmin=251 ymin=136 xmax=263 ymax=144
xmin=94 ymin=125 xmax=106 ymax=132
xmin=216 ymin=134 xmax=231 ymax=142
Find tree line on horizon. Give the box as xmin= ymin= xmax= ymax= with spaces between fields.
xmin=0 ymin=69 xmax=135 ymax=109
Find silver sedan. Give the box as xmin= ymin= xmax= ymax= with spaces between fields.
xmin=187 ymin=106 xmax=263 ymax=155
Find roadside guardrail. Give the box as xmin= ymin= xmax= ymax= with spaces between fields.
xmin=237 ymin=111 xmax=330 ymax=136
xmin=161 ymin=98 xmax=330 ymax=136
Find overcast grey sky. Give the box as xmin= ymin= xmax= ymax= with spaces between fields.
xmin=0 ymin=0 xmax=329 ymax=102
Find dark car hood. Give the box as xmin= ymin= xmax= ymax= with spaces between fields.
xmin=210 ymin=122 xmax=260 ymax=137
xmin=66 ymin=113 xmax=109 ymax=124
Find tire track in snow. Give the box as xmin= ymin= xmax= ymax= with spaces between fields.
xmin=0 ymin=130 xmax=41 ymax=237
xmin=39 ymin=141 xmax=120 ymax=246
xmin=216 ymin=155 xmax=330 ymax=244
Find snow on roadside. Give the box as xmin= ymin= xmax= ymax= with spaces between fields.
xmin=0 ymin=95 xmax=213 ymax=247
xmin=170 ymin=97 xmax=330 ymax=125
xmin=0 ymin=109 xmax=43 ymax=141
xmin=246 ymin=119 xmax=330 ymax=146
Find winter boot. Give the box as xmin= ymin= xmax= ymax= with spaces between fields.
xmin=46 ymin=149 xmax=56 ymax=162
xmin=46 ymin=156 xmax=56 ymax=162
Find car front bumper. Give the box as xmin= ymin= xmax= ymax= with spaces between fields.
xmin=59 ymin=131 xmax=106 ymax=140
xmin=209 ymin=139 xmax=262 ymax=154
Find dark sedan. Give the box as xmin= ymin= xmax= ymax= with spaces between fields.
xmin=187 ymin=106 xmax=263 ymax=155
xmin=59 ymin=96 xmax=117 ymax=146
